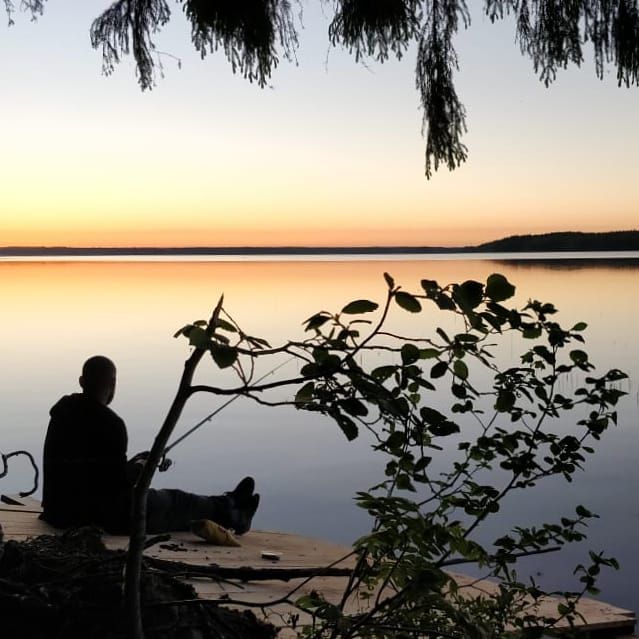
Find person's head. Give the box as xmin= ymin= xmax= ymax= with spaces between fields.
xmin=79 ymin=355 xmax=116 ymax=405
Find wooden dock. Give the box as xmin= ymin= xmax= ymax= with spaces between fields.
xmin=1 ymin=493 xmax=636 ymax=637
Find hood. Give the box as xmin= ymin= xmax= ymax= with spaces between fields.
xmin=50 ymin=393 xmax=98 ymax=419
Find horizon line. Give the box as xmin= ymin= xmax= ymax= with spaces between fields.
xmin=1 ymin=230 xmax=637 ymax=255
xmin=1 ymin=229 xmax=637 ymax=254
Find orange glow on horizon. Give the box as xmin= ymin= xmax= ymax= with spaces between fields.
xmin=2 ymin=223 xmax=636 ymax=249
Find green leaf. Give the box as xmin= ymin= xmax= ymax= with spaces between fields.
xmin=300 ymin=363 xmax=319 ymax=377
xmin=212 ymin=331 xmax=230 ymax=345
xmin=337 ymin=328 xmax=359 ymax=341
xmin=414 ymin=377 xmax=436 ymax=391
xmin=569 ymin=350 xmax=588 ymax=365
xmin=420 ymin=348 xmax=440 ymax=359
xmin=533 ymin=345 xmax=555 ymax=364
xmin=318 ymin=602 xmax=341 ymax=622
xmin=173 ymin=324 xmax=193 ymax=338
xmin=214 ymin=318 xmax=237 ymax=332
xmin=210 ymin=344 xmax=238 ymax=369
xmin=420 ymin=279 xmax=439 ymax=295
xmin=295 ymin=593 xmax=324 ymax=610
xmin=342 ymin=397 xmax=369 ymax=417
xmin=304 ymin=312 xmax=331 ymax=331
xmin=576 ymin=504 xmax=593 ymax=518
xmin=312 ymin=347 xmax=330 ymax=363
xmin=295 ymin=382 xmax=315 ymax=404
xmin=414 ymin=456 xmax=432 ymax=472
xmin=341 ymin=299 xmax=379 ymax=314
xmin=572 ymin=322 xmax=588 ymax=332
xmin=453 ymin=360 xmax=469 ymax=380
xmin=522 ymin=324 xmax=543 ymax=339
xmin=486 ymin=274 xmax=516 ymax=302
xmin=507 ymin=310 xmax=521 ymax=329
xmin=401 ymin=343 xmax=420 ymax=365
xmin=454 ymin=280 xmax=484 ymax=310
xmin=246 ymin=335 xmax=271 ymax=349
xmin=451 ymin=383 xmax=467 ymax=399
xmin=430 ymin=419 xmax=460 ymax=437
xmin=495 ymin=390 xmax=516 ymax=412
xmin=605 ymin=368 xmax=628 ymax=382
xmin=456 ymin=333 xmax=479 ymax=343
xmin=383 ymin=272 xmax=395 ymax=289
xmin=336 ymin=413 xmax=359 ymax=441
xmin=434 ymin=294 xmax=456 ymax=311
xmin=372 ymin=365 xmax=397 ymax=380
xmin=396 ymin=474 xmax=413 ymax=490
xmin=188 ymin=326 xmax=210 ymax=349
xmin=419 ymin=406 xmax=446 ymax=424
xmin=395 ymin=291 xmax=422 ymax=313
xmin=430 ymin=361 xmax=448 ymax=379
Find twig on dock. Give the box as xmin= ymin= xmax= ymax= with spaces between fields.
xmin=144 ymin=555 xmax=353 ymax=582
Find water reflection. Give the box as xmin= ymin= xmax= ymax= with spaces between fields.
xmin=0 ymin=257 xmax=637 ymax=612
xmin=491 ymin=257 xmax=639 ymax=270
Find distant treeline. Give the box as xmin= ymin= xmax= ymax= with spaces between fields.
xmin=1 ymin=230 xmax=637 ymax=256
xmin=475 ymin=230 xmax=639 ymax=252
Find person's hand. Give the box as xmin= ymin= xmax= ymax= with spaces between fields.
xmin=126 ymin=451 xmax=149 ymax=484
xmin=129 ymin=451 xmax=149 ymax=465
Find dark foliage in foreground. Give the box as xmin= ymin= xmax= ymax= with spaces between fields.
xmin=0 ymin=527 xmax=277 ymax=639
xmin=130 ymin=271 xmax=625 ymax=639
xmin=4 ymin=1 xmax=639 ymax=176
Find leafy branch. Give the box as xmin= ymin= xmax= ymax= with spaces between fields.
xmin=118 ymin=270 xmax=628 ymax=639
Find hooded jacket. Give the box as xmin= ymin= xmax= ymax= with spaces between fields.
xmin=41 ymin=393 xmax=130 ymax=532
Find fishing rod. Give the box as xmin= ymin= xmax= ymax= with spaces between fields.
xmin=158 ymin=357 xmax=294 ymax=471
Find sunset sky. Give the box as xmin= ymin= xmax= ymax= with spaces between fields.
xmin=1 ymin=1 xmax=637 ymax=247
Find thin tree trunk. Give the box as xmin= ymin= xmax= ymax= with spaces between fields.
xmin=125 ymin=298 xmax=223 ymax=639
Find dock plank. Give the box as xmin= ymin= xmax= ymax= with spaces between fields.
xmin=0 ymin=493 xmax=44 ymax=512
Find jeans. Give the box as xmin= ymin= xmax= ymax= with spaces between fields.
xmin=146 ymin=488 xmax=231 ymax=534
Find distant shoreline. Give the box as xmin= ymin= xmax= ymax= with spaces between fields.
xmin=1 ymin=230 xmax=637 ymax=256
xmin=0 ymin=246 xmax=464 ymax=256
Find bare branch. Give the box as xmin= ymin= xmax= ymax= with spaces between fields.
xmin=188 ymin=375 xmax=308 ymax=397
xmin=0 ymin=449 xmax=40 ymax=496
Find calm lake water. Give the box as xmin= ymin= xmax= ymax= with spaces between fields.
xmin=1 ymin=254 xmax=637 ymax=612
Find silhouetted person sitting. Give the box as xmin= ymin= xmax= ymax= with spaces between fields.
xmin=41 ymin=355 xmax=259 ymax=535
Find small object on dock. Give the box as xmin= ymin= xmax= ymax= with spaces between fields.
xmin=261 ymin=551 xmax=282 ymax=561
xmin=191 ymin=519 xmax=241 ymax=547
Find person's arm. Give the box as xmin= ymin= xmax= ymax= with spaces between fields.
xmin=126 ymin=450 xmax=149 ymax=484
